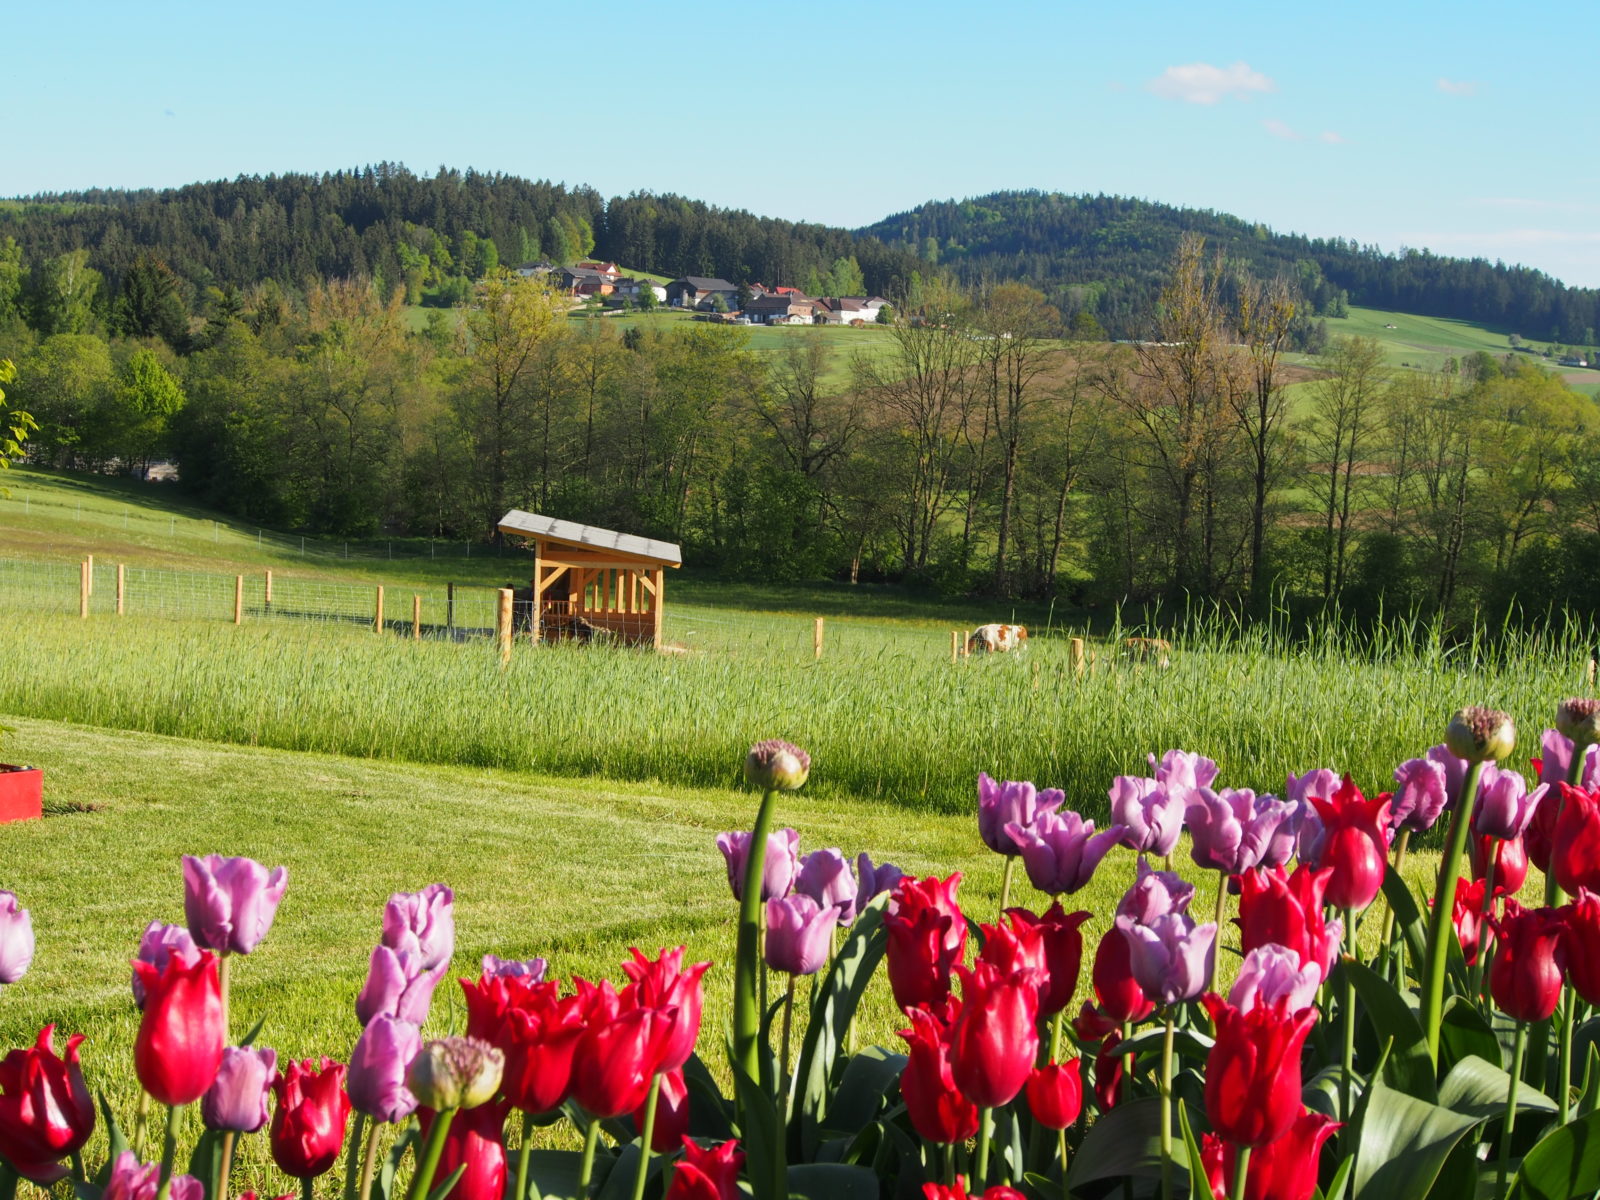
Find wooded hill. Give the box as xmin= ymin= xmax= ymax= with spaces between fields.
xmin=4 ymin=168 xmax=1598 ymax=344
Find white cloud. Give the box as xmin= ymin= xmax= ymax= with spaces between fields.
xmin=1263 ymin=119 xmax=1302 ymax=140
xmin=1436 ymin=78 xmax=1479 ymax=96
xmin=1319 ymin=130 xmax=1348 ymax=144
xmin=1147 ymin=61 xmax=1276 ymax=105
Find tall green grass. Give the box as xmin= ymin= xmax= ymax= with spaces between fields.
xmin=1 ymin=607 xmax=1588 ymax=815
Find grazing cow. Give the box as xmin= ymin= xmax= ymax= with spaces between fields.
xmin=1122 ymin=637 xmax=1172 ymax=668
xmin=967 ymin=623 xmax=1028 ymax=654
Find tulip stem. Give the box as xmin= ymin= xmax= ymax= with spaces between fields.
xmin=1160 ymin=1010 xmax=1176 ymax=1200
xmin=70 ymin=1153 xmax=84 ymax=1185
xmin=1342 ymin=924 xmax=1357 ymax=1124
xmin=1208 ymin=872 xmax=1227 ymax=994
xmin=576 ymin=1117 xmax=601 ymax=1198
xmin=780 ymin=974 xmax=797 ymax=1119
xmin=357 ymin=1116 xmax=383 ymax=1200
xmin=973 ymin=1107 xmax=993 ymax=1193
xmin=155 ymin=1104 xmax=181 ymax=1200
xmin=218 ymin=952 xmax=232 ymax=1043
xmin=216 ymin=1130 xmax=236 ymax=1200
xmin=1499 ymin=1022 xmax=1528 ymax=1196
xmin=301 ymin=1178 xmax=314 ymax=1200
xmin=1560 ymin=991 xmax=1576 ymax=1122
xmin=407 ymin=1108 xmax=457 ymax=1200
xmin=999 ymin=857 xmax=1017 ymax=918
xmin=631 ymin=1074 xmax=661 ymax=1200
xmin=1057 ymin=1128 xmax=1071 ymax=1199
xmin=733 ymin=788 xmax=779 ymax=1095
xmin=343 ymin=1113 xmax=368 ymax=1200
xmin=1421 ymin=760 xmax=1486 ymax=1065
xmin=1377 ymin=831 xmax=1410 ymax=983
xmin=510 ymin=1113 xmax=533 ymax=1200
xmin=1230 ymin=1145 xmax=1251 ymax=1200
xmin=133 ymin=1089 xmax=152 ymax=1161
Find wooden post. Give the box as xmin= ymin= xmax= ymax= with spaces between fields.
xmin=264 ymin=570 xmax=273 ymax=611
xmin=1070 ymin=637 xmax=1085 ymax=677
xmin=497 ymin=587 xmax=514 ymax=665
xmin=1589 ymin=657 xmax=1597 ymax=690
xmin=652 ymin=569 xmax=664 ymax=650
xmin=951 ymin=630 xmax=960 ymax=663
xmin=412 ymin=595 xmax=422 ymax=641
xmin=116 ymin=563 xmax=125 ymax=616
xmin=79 ymin=561 xmax=89 ymax=618
xmin=531 ymin=546 xmax=543 ymax=645
xmin=233 ymin=575 xmax=243 ymax=625
xmin=447 ymin=582 xmax=455 ymax=632
xmin=374 ymin=586 xmax=384 ymax=634
xmin=85 ymin=554 xmax=93 ymax=596
xmin=813 ymin=617 xmax=824 ymax=661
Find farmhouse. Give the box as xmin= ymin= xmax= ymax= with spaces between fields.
xmin=496 ymin=509 xmax=681 ymax=650
xmin=744 ymin=292 xmax=817 ymax=325
xmin=665 ymin=276 xmax=740 ymax=310
xmin=814 ymin=297 xmax=888 ymax=325
xmin=556 ymin=267 xmax=616 ymax=298
xmin=613 ymin=277 xmax=668 ymax=304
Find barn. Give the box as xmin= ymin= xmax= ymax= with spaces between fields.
xmin=496 ymin=510 xmax=681 ymax=649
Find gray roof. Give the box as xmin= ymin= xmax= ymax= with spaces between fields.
xmin=497 ymin=509 xmax=682 ymax=566
xmin=671 ymin=276 xmax=737 ymax=292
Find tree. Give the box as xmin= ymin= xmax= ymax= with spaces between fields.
xmin=636 ymin=285 xmax=658 ymax=312
xmin=31 ymin=251 xmax=102 ymax=336
xmin=115 ymin=254 xmax=190 ymax=348
xmin=109 ymin=349 xmax=186 ymax=471
xmin=736 ymin=282 xmax=755 ymax=313
xmin=0 ymin=359 xmax=37 ymax=491
xmin=1229 ymin=274 xmax=1297 ymax=610
xmin=1302 ymin=336 xmax=1386 ymax=599
xmin=830 ymin=256 xmax=866 ymax=297
xmin=12 ymin=333 xmax=115 ymax=464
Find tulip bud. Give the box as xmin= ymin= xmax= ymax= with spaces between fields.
xmin=0 ymin=892 xmax=34 ymax=986
xmin=743 ymin=739 xmax=810 ymax=791
xmin=406 ymin=1037 xmax=504 ymax=1111
xmin=1558 ymin=698 xmax=1600 ymax=746
xmin=1445 ymin=707 xmax=1515 ymax=763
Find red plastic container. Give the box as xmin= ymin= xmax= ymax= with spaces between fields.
xmin=0 ymin=768 xmax=42 ymax=823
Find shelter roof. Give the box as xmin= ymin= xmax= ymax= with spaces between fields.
xmin=497 ymin=509 xmax=682 ymax=566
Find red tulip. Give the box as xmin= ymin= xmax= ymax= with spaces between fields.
xmin=1309 ymin=777 xmax=1391 ymax=911
xmin=1201 ymin=1110 xmax=1339 ymax=1200
xmin=1002 ymin=903 xmax=1090 ymax=1017
xmin=1561 ymin=890 xmax=1600 ymax=1005
xmin=1025 ymin=1058 xmax=1083 ymax=1130
xmin=949 ymin=961 xmax=1040 ymax=1108
xmin=1470 ymin=833 xmax=1528 ymax=895
xmin=1236 ymin=865 xmax=1341 ymax=980
xmin=1451 ymin=877 xmax=1496 ymax=967
xmin=132 ymin=949 xmax=225 ymax=1106
xmin=1554 ymin=784 xmax=1600 ymax=895
xmin=496 ymin=981 xmax=585 ymax=1114
xmin=570 ymin=980 xmax=672 ymax=1118
xmin=976 ymin=912 xmax=1046 ymax=982
xmin=419 ymin=1101 xmax=507 ymax=1200
xmin=1092 ymin=1031 xmax=1126 ymax=1110
xmin=1488 ymin=901 xmax=1567 ymax=1022
xmin=269 ymin=1058 xmax=351 ymax=1179
xmin=921 ymin=1179 xmax=1027 ymax=1200
xmin=460 ymin=972 xmax=537 ymax=1042
xmin=631 ymin=1067 xmax=688 ymax=1152
xmin=885 ymin=875 xmax=967 ymax=1012
xmin=897 ymin=1005 xmax=980 ymax=1144
xmin=1201 ymin=993 xmax=1318 ymax=1147
xmin=621 ymin=946 xmax=711 ymax=1072
xmin=1089 ymin=923 xmax=1154 ymax=1023
xmin=0 ymin=1026 xmax=95 ymax=1182
xmin=1526 ymin=763 xmax=1565 ymax=872
xmin=665 ymin=1138 xmax=743 ymax=1200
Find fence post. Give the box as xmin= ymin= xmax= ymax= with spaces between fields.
xmin=1070 ymin=637 xmax=1085 ymax=677
xmin=447 ymin=583 xmax=455 ymax=632
xmin=264 ymin=570 xmax=273 ymax=612
xmin=497 ymin=588 xmax=513 ymax=665
xmin=234 ymin=575 xmax=243 ymax=625
xmin=79 ymin=561 xmax=89 ymax=618
xmin=116 ymin=564 xmax=125 ymax=616
xmin=85 ymin=554 xmax=94 ymax=596
xmin=1590 ymin=657 xmax=1597 ymax=690
xmin=413 ymin=595 xmax=422 ymax=641
xmin=374 ymin=586 xmax=384 ymax=634
xmin=950 ymin=630 xmax=959 ymax=663
xmin=813 ymin=617 xmax=824 ymax=661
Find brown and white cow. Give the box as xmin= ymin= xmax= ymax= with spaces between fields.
xmin=967 ymin=623 xmax=1028 ymax=654
xmin=1122 ymin=636 xmax=1172 ymax=668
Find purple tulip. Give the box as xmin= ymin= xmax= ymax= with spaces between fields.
xmin=481 ymin=954 xmax=548 ymax=981
xmin=1425 ymin=744 xmax=1501 ymax=811
xmin=1389 ymin=756 xmax=1449 ymax=834
xmin=382 ymin=884 xmax=454 ymax=972
xmin=356 ymin=944 xmax=447 ymax=1027
xmin=182 ymin=854 xmax=289 ymax=955
xmin=1108 ymin=776 xmax=1186 ymax=856
xmin=796 ymin=849 xmax=859 ymax=923
xmin=978 ymin=773 xmax=1065 ymax=855
xmin=1228 ymin=945 xmax=1320 ymax=1014
xmin=1149 ymin=749 xmax=1220 ymax=792
xmin=855 ymin=852 xmax=904 ymax=913
xmin=1186 ymin=788 xmax=1295 ymax=875
xmin=201 ymin=1045 xmax=277 ymax=1133
xmin=0 ymin=892 xmax=33 ymax=985
xmin=103 ymin=1152 xmax=204 ymax=1200
xmin=1473 ymin=770 xmax=1545 ymax=840
xmin=716 ymin=828 xmax=801 ymax=901
xmin=1286 ymin=768 xmax=1339 ymax=862
xmin=1539 ymin=728 xmax=1600 ymax=789
xmin=1116 ymin=856 xmax=1196 ymax=923
xmin=348 ymin=1015 xmax=422 ymax=1123
xmin=131 ymin=921 xmax=201 ymax=1009
xmin=1005 ymin=810 xmax=1127 ymax=895
xmin=1115 ymin=912 xmax=1217 ymax=1007
xmin=764 ymin=895 xmax=838 ymax=976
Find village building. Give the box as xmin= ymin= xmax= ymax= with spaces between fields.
xmin=744 ymin=292 xmax=817 ymax=325
xmin=612 ymin=277 xmax=668 ymax=304
xmin=556 ymin=267 xmax=616 ymax=298
xmin=814 ymin=296 xmax=889 ymax=325
xmin=664 ymin=276 xmax=740 ymax=310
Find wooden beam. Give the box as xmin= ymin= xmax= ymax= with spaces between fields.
xmin=652 ymin=568 xmax=664 ymax=650
xmin=532 ymin=544 xmax=543 ymax=644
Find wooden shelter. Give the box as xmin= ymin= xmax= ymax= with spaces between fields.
xmin=496 ymin=510 xmax=681 ymax=649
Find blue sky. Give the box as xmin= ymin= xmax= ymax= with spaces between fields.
xmin=7 ymin=0 xmax=1599 ymax=285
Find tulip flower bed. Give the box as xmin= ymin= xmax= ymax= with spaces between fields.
xmin=10 ymin=703 xmax=1600 ymax=1200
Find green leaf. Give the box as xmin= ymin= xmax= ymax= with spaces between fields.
xmin=731 ymin=1054 xmax=786 ymax=1200
xmin=1066 ymin=1096 xmax=1168 ymax=1186
xmin=817 ymin=1047 xmax=906 ymax=1140
xmin=1117 ymin=1025 xmax=1215 ymax=1068
xmin=1344 ymin=958 xmax=1436 ymax=1102
xmin=93 ymin=1093 xmax=129 ymax=1186
xmin=377 ymin=1123 xmax=419 ymax=1200
xmin=793 ymin=896 xmax=889 ymax=1160
xmin=238 ymin=1016 xmax=267 ymax=1048
xmin=1514 ymin=1107 xmax=1600 ymax=1199
xmin=682 ymin=1052 xmax=735 ymax=1139
xmin=785 ymin=1163 xmax=879 ymax=1200
xmin=1320 ymin=1154 xmax=1355 ymax=1200
xmin=1180 ymin=1103 xmax=1216 ymax=1200
xmin=425 ymin=1165 xmax=465 ymax=1200
xmin=1577 ymin=1044 xmax=1600 ymax=1119
xmin=1351 ymin=1081 xmax=1483 ymax=1200
xmin=1438 ymin=1054 xmax=1557 ymax=1123
xmin=520 ymin=1150 xmax=585 ymax=1200
xmin=186 ymin=1128 xmax=223 ymax=1189
xmin=1382 ymin=867 xmax=1430 ymax=970
xmin=1440 ymin=996 xmax=1503 ymax=1073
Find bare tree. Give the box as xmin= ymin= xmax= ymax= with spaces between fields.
xmin=1302 ymin=336 xmax=1386 ymax=599
xmin=1230 ymin=275 xmax=1297 ymax=609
